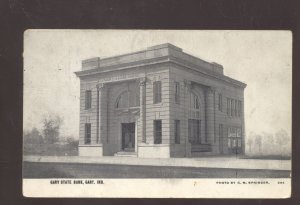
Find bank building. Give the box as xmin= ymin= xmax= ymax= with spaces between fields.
xmin=75 ymin=43 xmax=246 ymax=158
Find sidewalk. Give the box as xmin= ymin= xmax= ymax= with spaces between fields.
xmin=23 ymin=155 xmax=291 ymax=171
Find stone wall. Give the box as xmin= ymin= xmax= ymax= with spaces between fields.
xmin=169 ymin=64 xmax=245 ymax=156
xmin=77 ymin=53 xmax=245 ymax=157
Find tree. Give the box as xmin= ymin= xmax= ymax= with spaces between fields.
xmin=261 ymin=132 xmax=275 ymax=155
xmin=24 ymin=128 xmax=44 ymax=144
xmin=42 ymin=115 xmax=63 ymax=144
xmin=263 ymin=132 xmax=274 ymax=144
xmin=275 ymin=129 xmax=289 ymax=146
xmin=66 ymin=137 xmax=79 ymax=147
xmin=254 ymin=135 xmax=262 ymax=153
xmin=247 ymin=138 xmax=253 ymax=153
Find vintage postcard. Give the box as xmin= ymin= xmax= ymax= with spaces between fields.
xmin=23 ymin=30 xmax=291 ymax=198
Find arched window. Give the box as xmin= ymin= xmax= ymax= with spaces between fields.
xmin=115 ymin=90 xmax=140 ymax=109
xmin=190 ymin=92 xmax=200 ymax=119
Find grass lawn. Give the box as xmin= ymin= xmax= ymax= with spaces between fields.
xmin=241 ymin=155 xmax=291 ymax=160
xmin=23 ymin=143 xmax=78 ymax=156
xmin=23 ymin=162 xmax=291 ymax=178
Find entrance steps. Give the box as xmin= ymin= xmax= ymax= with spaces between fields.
xmin=190 ymin=144 xmax=213 ymax=157
xmin=191 ymin=144 xmax=212 ymax=152
xmin=114 ymin=151 xmax=137 ymax=157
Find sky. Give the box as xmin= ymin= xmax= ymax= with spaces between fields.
xmin=23 ymin=30 xmax=292 ymax=139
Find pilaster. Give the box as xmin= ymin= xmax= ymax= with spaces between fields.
xmin=138 ymin=77 xmax=147 ymax=143
xmin=184 ymin=80 xmax=192 ymax=157
xmin=205 ymin=87 xmax=215 ymax=145
xmin=96 ymin=83 xmax=107 ymax=144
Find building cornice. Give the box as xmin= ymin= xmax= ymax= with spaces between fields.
xmin=168 ymin=58 xmax=247 ymax=89
xmin=75 ymin=56 xmax=246 ymax=89
xmin=75 ymin=56 xmax=170 ymax=77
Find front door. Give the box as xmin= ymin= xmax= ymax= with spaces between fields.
xmin=228 ymin=138 xmax=242 ymax=154
xmin=121 ymin=123 xmax=135 ymax=152
xmin=188 ymin=119 xmax=201 ymax=144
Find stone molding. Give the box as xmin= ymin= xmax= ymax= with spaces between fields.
xmin=96 ymin=83 xmax=105 ymax=90
xmin=138 ymin=77 xmax=147 ymax=86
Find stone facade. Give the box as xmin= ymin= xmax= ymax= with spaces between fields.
xmin=75 ymin=43 xmax=246 ymax=158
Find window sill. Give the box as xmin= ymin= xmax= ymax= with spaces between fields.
xmin=79 ymin=144 xmax=103 ymax=147
xmin=139 ymin=143 xmax=170 ymax=147
xmin=153 ymin=102 xmax=162 ymax=105
xmin=115 ymin=106 xmax=140 ymax=110
xmin=151 ymin=102 xmax=164 ymax=108
xmin=226 ymin=115 xmax=242 ymax=119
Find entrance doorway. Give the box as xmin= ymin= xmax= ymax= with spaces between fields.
xmin=121 ymin=123 xmax=135 ymax=152
xmin=188 ymin=119 xmax=201 ymax=144
xmin=228 ymin=138 xmax=242 ymax=154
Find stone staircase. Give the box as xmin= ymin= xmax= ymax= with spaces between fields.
xmin=114 ymin=150 xmax=137 ymax=157
xmin=191 ymin=144 xmax=212 ymax=152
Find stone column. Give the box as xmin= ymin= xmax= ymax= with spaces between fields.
xmin=135 ymin=117 xmax=138 ymax=152
xmin=96 ymin=83 xmax=107 ymax=144
xmin=184 ymin=80 xmax=192 ymax=157
xmin=139 ymin=77 xmax=146 ymax=143
xmin=205 ymin=87 xmax=215 ymax=145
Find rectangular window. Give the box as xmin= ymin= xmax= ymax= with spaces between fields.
xmin=228 ymin=127 xmax=239 ymax=138
xmin=219 ymin=124 xmax=223 ymax=139
xmin=228 ymin=127 xmax=232 ymax=138
xmin=154 ymin=120 xmax=162 ymax=144
xmin=228 ymin=138 xmax=231 ymax=148
xmin=85 ymin=90 xmax=92 ymax=109
xmin=237 ymin=139 xmax=242 ymax=147
xmin=235 ymin=99 xmax=238 ymax=116
xmin=231 ymin=99 xmax=234 ymax=116
xmin=233 ymin=139 xmax=236 ymax=147
xmin=237 ymin=128 xmax=241 ymax=138
xmin=175 ymin=82 xmax=180 ymax=104
xmin=218 ymin=94 xmax=222 ymax=111
xmin=153 ymin=81 xmax=162 ymax=104
xmin=85 ymin=123 xmax=91 ymax=144
xmin=227 ymin=98 xmax=230 ymax=116
xmin=238 ymin=100 xmax=242 ymax=117
xmin=175 ymin=120 xmax=180 ymax=144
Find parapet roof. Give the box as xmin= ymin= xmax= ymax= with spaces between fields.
xmin=75 ymin=43 xmax=246 ymax=88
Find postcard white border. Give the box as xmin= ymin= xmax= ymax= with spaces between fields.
xmin=23 ymin=178 xmax=291 ymax=198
